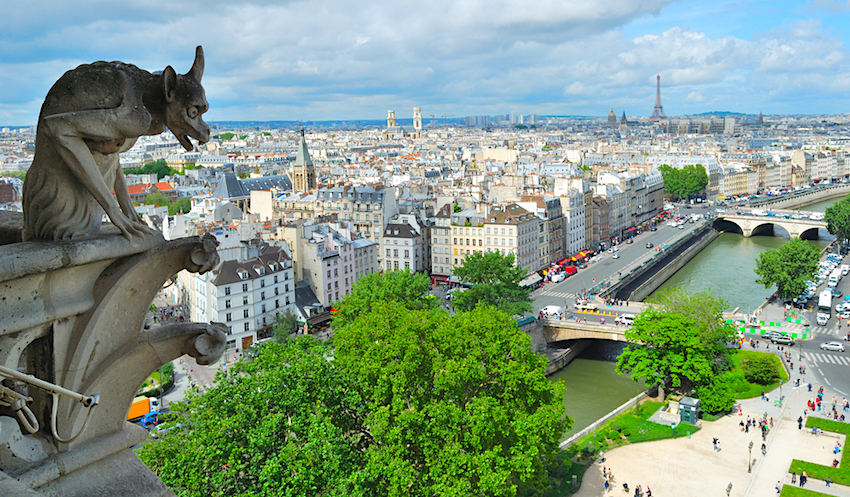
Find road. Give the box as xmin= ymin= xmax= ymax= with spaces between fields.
xmin=531 ymin=203 xmax=710 ymax=311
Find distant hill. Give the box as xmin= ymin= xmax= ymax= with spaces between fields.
xmin=691 ymin=111 xmax=750 ymax=117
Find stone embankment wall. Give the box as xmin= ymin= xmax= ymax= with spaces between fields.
xmin=603 ymin=224 xmax=717 ymax=302
xmin=544 ymin=340 xmax=590 ymax=375
xmin=626 ymin=229 xmax=720 ymax=301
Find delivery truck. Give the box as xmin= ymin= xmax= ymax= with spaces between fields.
xmin=127 ymin=396 xmax=159 ymax=422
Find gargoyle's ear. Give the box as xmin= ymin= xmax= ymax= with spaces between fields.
xmin=187 ymin=46 xmax=204 ymax=82
xmin=163 ymin=66 xmax=177 ymax=103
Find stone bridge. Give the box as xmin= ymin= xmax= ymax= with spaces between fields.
xmin=714 ymin=214 xmax=826 ymax=239
xmin=540 ymin=318 xmax=627 ymax=343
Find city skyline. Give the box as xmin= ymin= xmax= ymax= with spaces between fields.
xmin=1 ymin=0 xmax=850 ymax=125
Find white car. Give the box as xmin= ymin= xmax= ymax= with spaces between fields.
xmin=837 ymin=303 xmax=850 ymax=313
xmin=550 ymin=272 xmax=566 ymax=283
xmin=616 ymin=314 xmax=636 ymax=325
xmin=540 ymin=305 xmax=563 ymax=317
xmin=612 ymin=253 xmax=620 ymax=259
xmin=820 ymin=341 xmax=846 ymax=352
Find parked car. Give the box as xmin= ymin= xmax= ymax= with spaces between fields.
xmin=820 ymin=341 xmax=846 ymax=352
xmin=612 ymin=253 xmax=620 ymax=259
xmin=646 ymin=242 xmax=654 ymax=249
xmin=540 ymin=305 xmax=562 ymax=317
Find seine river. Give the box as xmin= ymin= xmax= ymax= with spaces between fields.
xmin=550 ymin=194 xmax=846 ymax=440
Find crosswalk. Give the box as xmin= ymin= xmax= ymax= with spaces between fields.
xmin=803 ymin=351 xmax=850 ymax=366
xmin=540 ymin=290 xmax=581 ymax=300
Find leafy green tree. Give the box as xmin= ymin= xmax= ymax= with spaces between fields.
xmin=694 ymin=372 xmax=736 ymax=413
xmin=331 ymin=270 xmax=434 ymax=328
xmin=272 ymin=309 xmax=299 ymax=343
xmin=616 ymin=311 xmax=715 ymax=390
xmin=144 ymin=192 xmax=169 ymax=207
xmin=659 ymin=164 xmax=708 ymax=200
xmin=137 ymin=337 xmax=370 ymax=496
xmin=453 ymin=204 xmax=462 ymax=213
xmin=335 ymin=303 xmax=569 ymax=496
xmin=825 ymin=197 xmax=850 ymax=248
xmin=168 ymin=197 xmax=192 ymax=215
xmin=216 ymin=132 xmax=235 ymax=140
xmin=451 ymin=251 xmax=533 ymax=316
xmin=126 ymin=159 xmax=177 ymax=180
xmin=754 ymin=237 xmax=819 ymax=300
xmin=647 ymin=288 xmax=735 ymax=354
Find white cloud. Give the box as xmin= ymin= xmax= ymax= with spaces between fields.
xmin=0 ymin=1 xmax=849 ymax=121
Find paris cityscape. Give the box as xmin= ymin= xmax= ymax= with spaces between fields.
xmin=2 ymin=1 xmax=850 ymax=496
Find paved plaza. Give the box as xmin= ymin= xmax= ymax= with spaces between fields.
xmin=576 ymin=380 xmax=850 ymax=497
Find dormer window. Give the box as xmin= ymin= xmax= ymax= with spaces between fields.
xmin=254 ymin=265 xmax=266 ymax=276
xmin=237 ymin=269 xmax=249 ymax=280
xmin=269 ymin=262 xmax=278 ymax=271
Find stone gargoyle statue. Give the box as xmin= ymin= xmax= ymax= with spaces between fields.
xmin=22 ymin=46 xmax=210 ymax=241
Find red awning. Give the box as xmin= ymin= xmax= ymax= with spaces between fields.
xmin=628 ymin=227 xmax=636 ymax=231
xmin=557 ymin=258 xmax=570 ymax=266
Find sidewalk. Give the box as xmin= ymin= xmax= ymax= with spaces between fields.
xmin=575 ymin=378 xmax=850 ymax=497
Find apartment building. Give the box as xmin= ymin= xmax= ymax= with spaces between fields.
xmin=181 ymin=238 xmax=296 ymax=357
xmin=519 ymin=195 xmax=564 ymax=270
xmin=430 ymin=203 xmax=454 ymax=286
xmin=381 ymin=213 xmax=430 ymax=273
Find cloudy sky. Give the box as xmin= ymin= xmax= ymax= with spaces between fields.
xmin=1 ymin=0 xmax=849 ymax=124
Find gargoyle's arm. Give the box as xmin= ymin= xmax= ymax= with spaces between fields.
xmin=113 ymin=169 xmax=151 ymax=229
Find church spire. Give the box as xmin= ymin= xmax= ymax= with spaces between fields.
xmin=292 ymin=128 xmax=316 ymax=192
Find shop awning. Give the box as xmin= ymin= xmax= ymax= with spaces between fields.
xmin=519 ymin=273 xmax=543 ymax=287
xmin=628 ymin=227 xmax=636 ymax=231
xmin=557 ymin=258 xmax=570 ymax=266
xmin=308 ymin=312 xmax=333 ymax=326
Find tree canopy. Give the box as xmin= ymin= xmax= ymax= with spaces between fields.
xmin=125 ymin=159 xmax=177 ymax=180
xmin=144 ymin=192 xmax=169 ymax=207
xmin=616 ymin=289 xmax=735 ymax=393
xmin=271 ymin=309 xmax=299 ymax=342
xmin=451 ymin=251 xmax=533 ymax=316
xmin=331 ymin=270 xmax=434 ymax=328
xmin=141 ymin=275 xmax=569 ymax=497
xmin=825 ymin=196 xmax=850 ymax=248
xmin=754 ymin=237 xmax=819 ymax=300
xmin=658 ymin=164 xmax=708 ymax=200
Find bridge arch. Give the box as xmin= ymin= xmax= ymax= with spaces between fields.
xmin=712 ymin=218 xmax=743 ymax=235
xmin=798 ymin=227 xmax=821 ymax=240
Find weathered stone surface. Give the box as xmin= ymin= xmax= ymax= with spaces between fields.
xmin=22 ymin=47 xmax=209 ymax=242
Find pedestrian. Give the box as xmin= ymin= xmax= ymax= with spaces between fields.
xmin=826 ymin=476 xmax=833 ymax=487
xmin=792 ymin=472 xmax=797 ymax=484
xmin=762 ymin=443 xmax=767 ymax=455
xmin=713 ymin=438 xmax=718 ymax=450
xmin=603 ymin=466 xmax=607 ymax=478
xmin=798 ymin=416 xmax=803 ymax=429
xmin=604 ymin=480 xmax=609 ymax=491
xmin=776 ymin=481 xmax=781 ymax=494
xmin=645 ymin=488 xmax=651 ymax=497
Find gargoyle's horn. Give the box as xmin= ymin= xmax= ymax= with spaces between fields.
xmin=187 ymin=46 xmax=204 ymax=82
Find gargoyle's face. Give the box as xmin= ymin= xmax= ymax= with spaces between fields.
xmin=165 ymin=76 xmax=210 ymax=151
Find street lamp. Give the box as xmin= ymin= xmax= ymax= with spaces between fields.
xmin=748 ymin=441 xmax=754 ymax=473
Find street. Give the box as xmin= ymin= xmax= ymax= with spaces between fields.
xmin=532 ymin=203 xmax=709 ymax=311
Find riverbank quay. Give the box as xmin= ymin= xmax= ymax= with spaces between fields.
xmin=572 ymin=372 xmax=850 ymax=496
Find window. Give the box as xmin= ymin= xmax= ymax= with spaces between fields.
xmin=327 ymin=283 xmax=331 ymax=290
xmin=243 ymin=296 xmax=248 ymax=305
xmin=225 ymin=299 xmax=231 ymax=309
xmin=453 ymin=238 xmax=456 ymax=244
xmin=393 ymin=249 xmax=398 ymax=257
xmin=274 ymin=275 xmax=278 ymax=283
xmin=335 ymin=292 xmax=339 ymax=300
xmin=261 ymin=304 xmax=266 ymax=313
xmin=345 ymin=277 xmax=348 ymax=285
xmin=261 ymin=291 xmax=265 ymax=300
xmin=242 ymin=283 xmax=248 ymax=292
xmin=261 ymin=279 xmax=265 ymax=288
xmin=327 ymin=270 xmax=331 ymax=277
xmin=285 ymin=284 xmax=289 ymax=291
xmin=244 ymin=322 xmax=250 ymax=332
xmin=275 ymin=299 xmax=279 ymax=308
xmin=486 ymin=238 xmax=490 ymax=244
xmin=274 ymin=287 xmax=279 ymax=296
xmin=226 ymin=313 xmax=232 ymax=322
xmin=334 ymin=281 xmax=339 ymax=288
xmin=404 ymin=250 xmax=409 ymax=257
xmin=386 ymin=249 xmax=391 ymax=257
xmin=334 ymin=268 xmax=338 ymax=277
xmin=225 ymin=287 xmax=231 ymax=296
xmin=243 ymin=309 xmax=249 ymax=318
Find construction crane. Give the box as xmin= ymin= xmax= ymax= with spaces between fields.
xmin=429 ymin=114 xmax=435 ymax=126
xmin=441 ymin=114 xmax=454 ymax=126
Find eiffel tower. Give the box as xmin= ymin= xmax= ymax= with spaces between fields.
xmin=650 ymin=74 xmax=666 ymax=121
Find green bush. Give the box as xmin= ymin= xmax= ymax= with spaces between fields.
xmin=741 ymin=355 xmax=780 ymax=385
xmin=612 ymin=424 xmax=621 ymax=433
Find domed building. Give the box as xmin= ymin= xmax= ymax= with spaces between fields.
xmin=607 ymin=108 xmax=617 ymax=127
